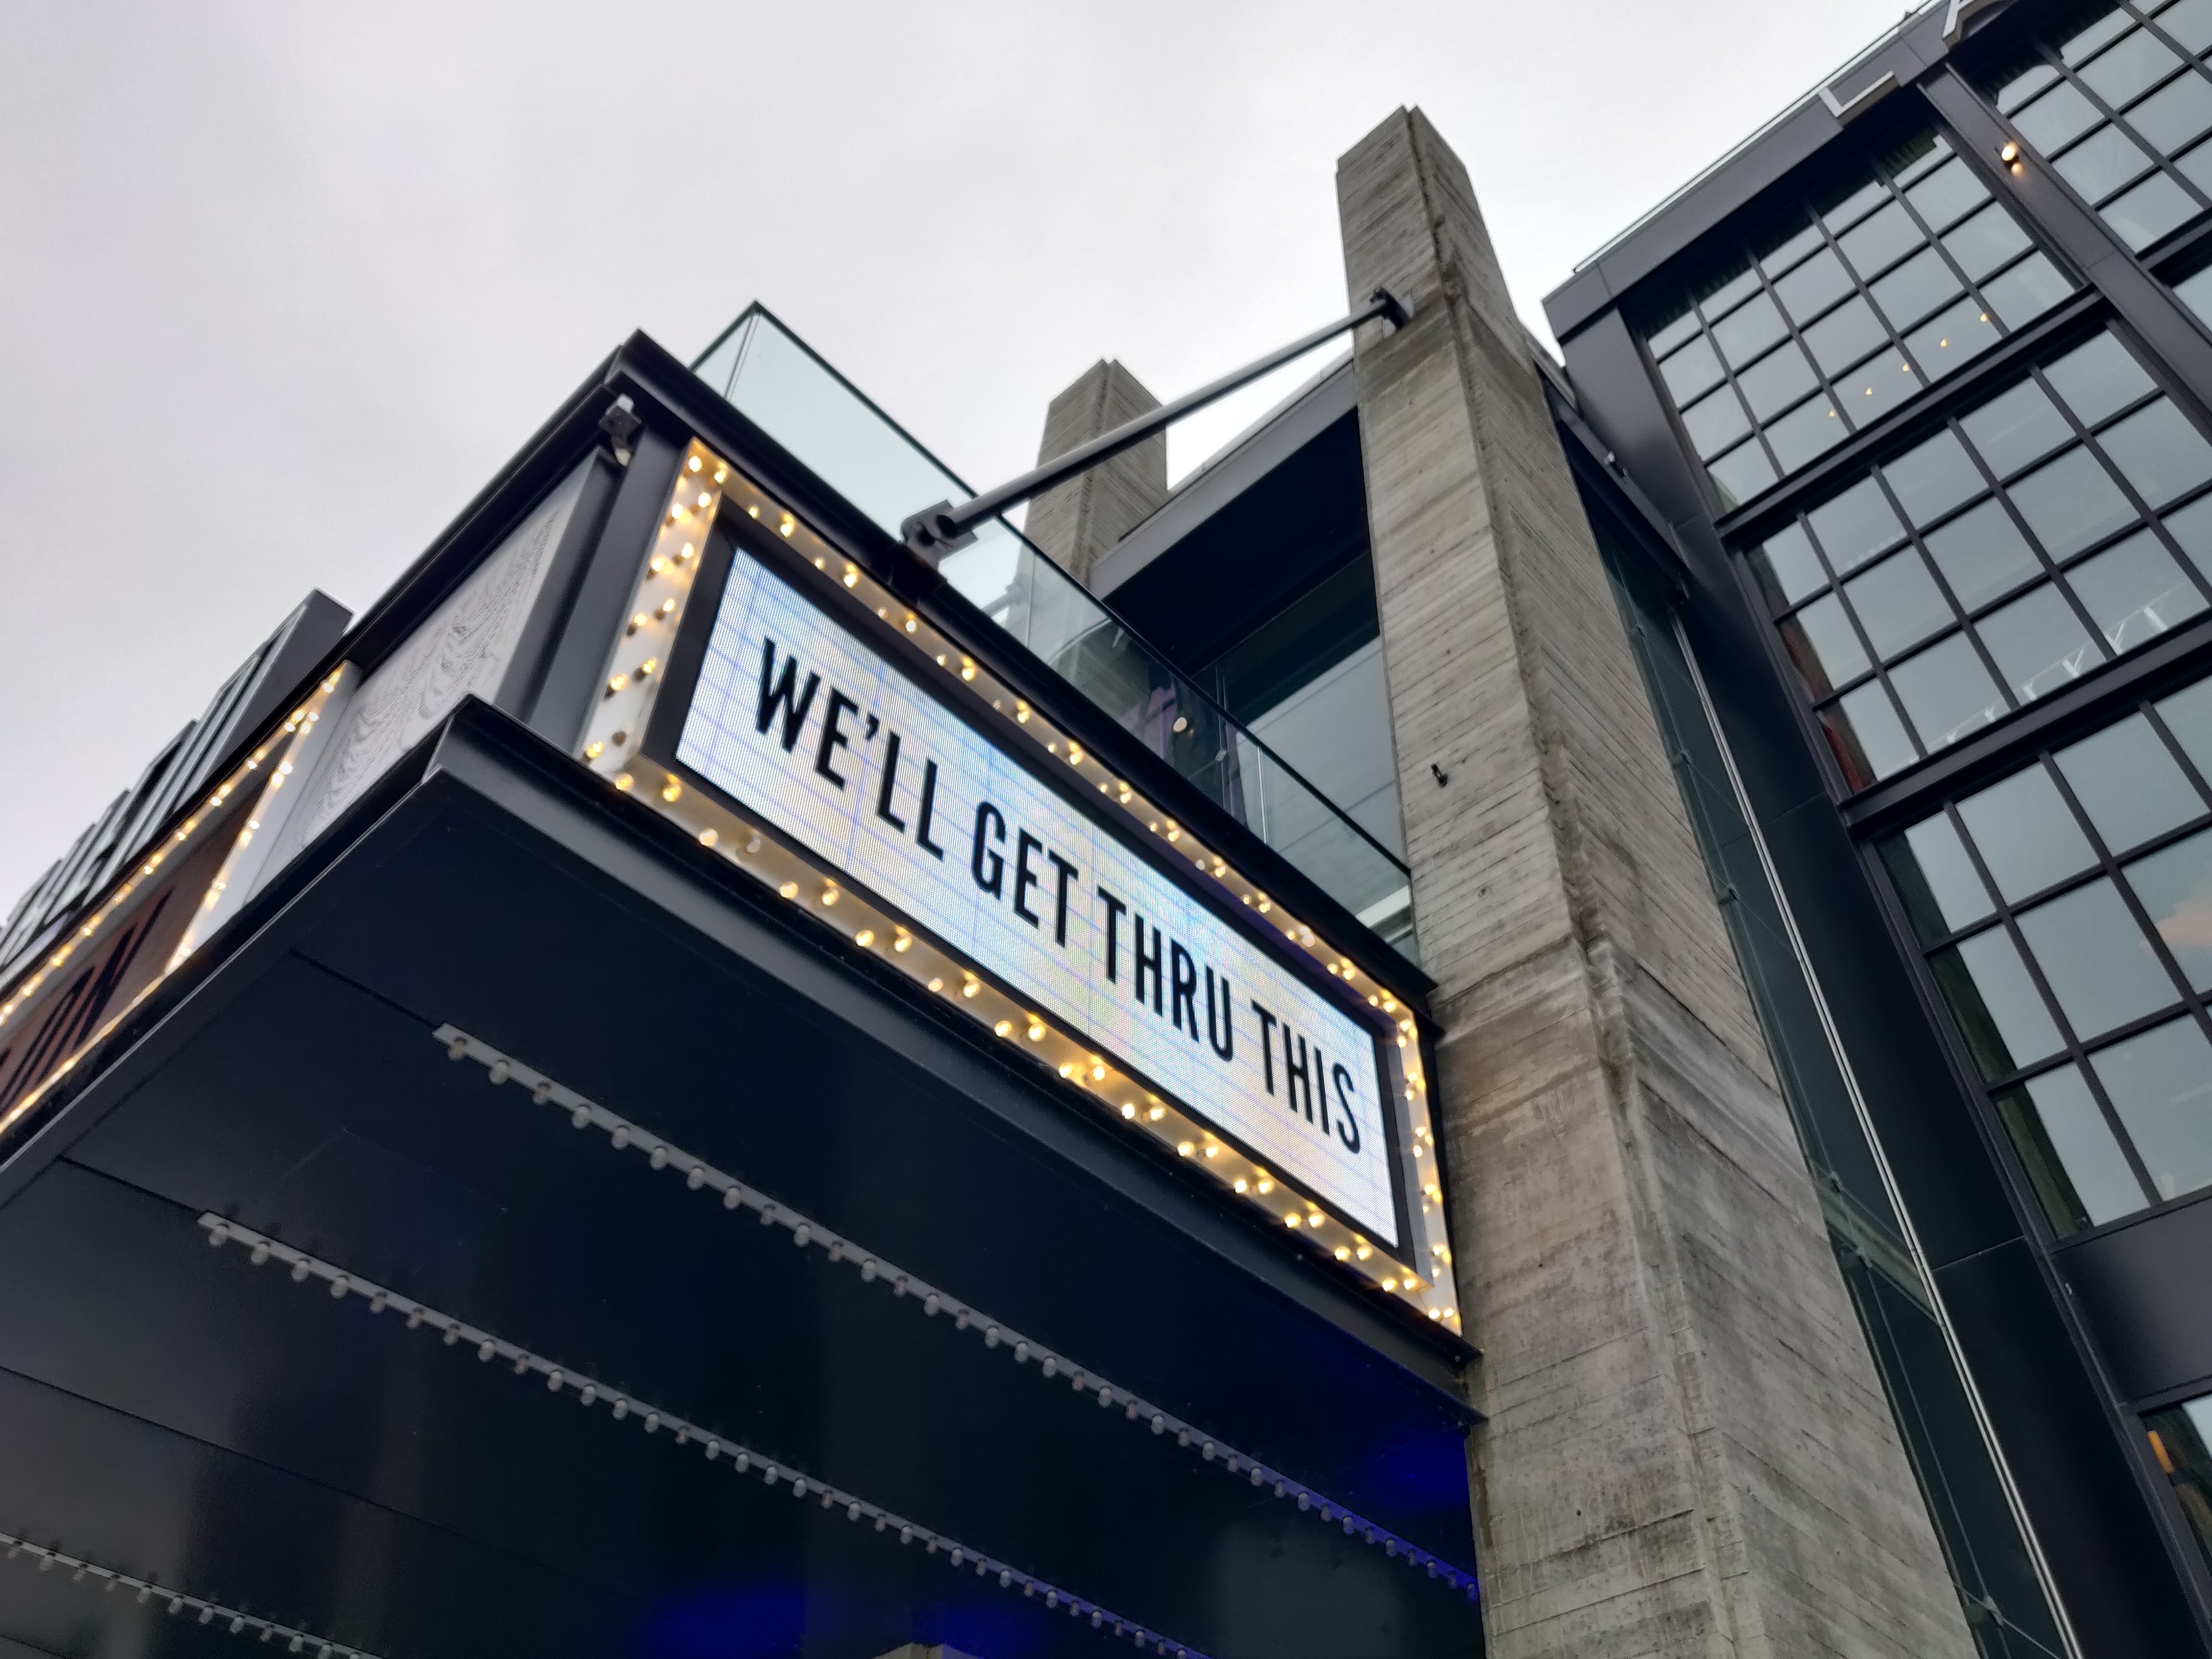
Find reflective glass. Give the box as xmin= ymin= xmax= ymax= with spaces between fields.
xmin=2160 ymin=491 xmax=2212 ymax=579
xmin=1997 ymin=61 xmax=2062 ymax=112
xmin=2126 ymin=65 xmax=2212 ymax=151
xmin=2061 ymin=5 xmax=2135 ymax=65
xmin=2057 ymin=124 xmax=2157 ymax=202
xmin=2160 ymin=678 xmax=2212 ymax=779
xmin=2092 ymin=1015 xmax=2212 ymax=1198
xmin=1759 ymin=222 xmax=1826 ymax=278
xmin=1847 ymin=549 xmax=1954 ymax=658
xmin=2159 ymin=0 xmax=2212 ymax=54
xmin=1905 ymin=157 xmax=1994 ymax=230
xmin=2019 ymin=877 xmax=2180 ymax=1036
xmin=1997 ymin=1064 xmax=2149 ymax=1230
xmin=1907 ymin=296 xmax=2003 ymax=378
xmin=1701 ymin=268 xmax=1762 ymax=319
xmin=1981 ymin=582 xmax=2104 ymax=701
xmin=2015 ymin=82 xmax=2106 ymax=152
xmin=1944 ymin=204 xmax=2034 ymax=280
xmin=1780 ymin=594 xmax=1871 ymax=696
xmin=2099 ymin=398 xmax=2212 ymax=505
xmin=2128 ymin=828 xmax=2212 ymax=989
xmin=1891 ymin=631 xmax=2007 ymax=748
xmin=1802 ymin=296 xmax=1890 ymax=377
xmin=1885 ymin=428 xmax=1985 ymax=527
xmin=1833 ymin=349 xmax=1923 ymax=425
xmin=1764 ymin=397 xmax=1849 ymax=470
xmin=1884 ymin=812 xmax=1996 ymax=942
xmin=2057 ymin=715 xmax=2206 ymax=852
xmin=2144 ymin=1397 xmax=2212 ymax=1573
xmin=1709 ymin=439 xmax=1779 ymax=508
xmin=1821 ymin=178 xmax=1889 ymax=233
xmin=1982 ymin=253 xmax=2076 ymax=329
xmin=1829 ymin=682 xmax=1919 ymax=784
xmin=1838 ymin=200 xmax=1925 ymax=277
xmin=1738 ymin=341 xmax=1820 ymax=420
xmin=2178 ymin=133 xmax=2212 ymax=193
xmin=1871 ymin=247 xmax=1964 ymax=330
xmin=2010 ymin=446 xmax=2140 ymax=557
xmin=1961 ymin=379 xmax=2073 ymax=478
xmin=2080 ymin=26 xmax=2184 ymax=105
xmin=2183 ymin=262 xmax=2212 ymax=332
xmin=1659 ymin=334 xmax=1726 ymax=406
xmin=1713 ymin=291 xmax=1790 ymax=368
xmin=1648 ymin=309 xmax=1701 ymax=357
xmin=1774 ymin=247 xmax=1853 ymax=324
xmin=1934 ymin=925 xmax=2066 ymax=1074
xmin=2046 ymin=332 xmax=2158 ymax=424
xmin=1924 ymin=497 xmax=2042 ymax=608
xmin=2068 ymin=528 xmax=2207 ymax=649
xmin=1959 ymin=764 xmax=2099 ymax=900
xmin=1747 ymin=522 xmax=1827 ymax=609
xmin=1683 ymin=384 xmax=1754 ymax=459
xmin=2103 ymin=170 xmax=2204 ymax=247
xmin=1807 ymin=476 xmax=1908 ymax=572
xmin=1889 ymin=130 xmax=1955 ymax=187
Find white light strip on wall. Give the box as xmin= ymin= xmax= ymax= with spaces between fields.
xmin=195 ymin=1214 xmax=1207 ymax=1657
xmin=426 ymin=1023 xmax=1481 ymax=1601
xmin=0 ymin=1528 xmax=379 ymax=1656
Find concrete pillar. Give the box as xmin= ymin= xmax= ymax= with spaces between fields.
xmin=1024 ymin=359 xmax=1167 ymax=589
xmin=1338 ymin=108 xmax=1974 ymax=1659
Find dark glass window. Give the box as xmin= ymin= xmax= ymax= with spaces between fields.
xmin=2146 ymin=1396 xmax=2212 ymax=1571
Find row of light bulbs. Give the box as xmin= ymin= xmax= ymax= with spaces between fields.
xmin=430 ymin=1024 xmax=1479 ymax=1601
xmin=199 ymin=1213 xmax=1212 ymax=1657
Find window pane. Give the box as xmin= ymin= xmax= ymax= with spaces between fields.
xmin=1883 ymin=813 xmax=1996 ymax=942
xmin=1821 ymin=178 xmax=1889 ymax=234
xmin=1839 ymin=201 xmax=1926 ymax=278
xmin=1959 ymin=763 xmax=2100 ymax=900
xmin=1905 ymin=156 xmax=1994 ymax=230
xmin=2059 ymin=715 xmax=2207 ymax=852
xmin=1846 ymin=549 xmax=1955 ymax=658
xmin=1701 ymin=269 xmax=1762 ymax=321
xmin=2061 ymin=6 xmax=2135 ymax=66
xmin=2158 ymin=678 xmax=2212 ymax=779
xmin=1827 ymin=682 xmax=1919 ymax=785
xmin=2145 ymin=1399 xmax=2212 ymax=1574
xmin=1764 ymin=397 xmax=1849 ymax=470
xmin=1933 ymin=925 xmax=2066 ymax=1074
xmin=1802 ymin=295 xmax=1890 ymax=377
xmin=2159 ymin=0 xmax=2212 ymax=55
xmin=1998 ymin=61 xmax=2061 ymax=113
xmin=1982 ymin=253 xmax=2076 ymax=329
xmin=2091 ymin=1015 xmax=2212 ymax=1199
xmin=2126 ymin=65 xmax=2212 ymax=152
xmin=2179 ymin=133 xmax=2212 ymax=195
xmin=1747 ymin=523 xmax=1828 ymax=609
xmin=1981 ymin=581 xmax=2106 ymax=701
xmin=1907 ymin=295 xmax=2003 ymax=379
xmin=1780 ymin=595 xmax=1871 ymax=695
xmin=1871 ymin=246 xmax=1964 ymax=330
xmin=2099 ymin=398 xmax=2212 ymax=505
xmin=1833 ymin=349 xmax=1924 ymax=425
xmin=2179 ymin=263 xmax=2212 ymax=329
xmin=2011 ymin=446 xmax=2140 ymax=558
xmin=1944 ymin=204 xmax=2034 ymax=281
xmin=2019 ymin=877 xmax=2181 ymax=1037
xmin=1998 ymin=1065 xmax=2149 ymax=1231
xmin=1807 ymin=476 xmax=1908 ymax=572
xmin=2046 ymin=332 xmax=2159 ymax=425
xmin=2102 ymin=170 xmax=2204 ymax=247
xmin=1683 ymin=384 xmax=1754 ymax=459
xmin=2058 ymin=124 xmax=2157 ymax=203
xmin=1962 ymin=379 xmax=2073 ymax=478
xmin=1885 ymin=428 xmax=1986 ymax=527
xmin=2165 ymin=493 xmax=2212 ymax=581
xmin=2016 ymin=82 xmax=2105 ymax=153
xmin=2067 ymin=528 xmax=2208 ymax=649
xmin=1660 ymin=334 xmax=1726 ymax=405
xmin=2080 ymin=27 xmax=2184 ymax=106
xmin=2126 ymin=827 xmax=2212 ymax=989
xmin=1775 ymin=246 xmax=1854 ymax=324
xmin=1924 ymin=497 xmax=2043 ymax=609
xmin=1713 ymin=290 xmax=1790 ymax=368
xmin=1759 ymin=222 xmax=1826 ymax=278
xmin=1891 ymin=631 xmax=2008 ymax=749
xmin=1738 ymin=340 xmax=1820 ymax=420
xmin=1649 ymin=308 xmax=1701 ymax=357
xmin=1709 ymin=438 xmax=1779 ymax=509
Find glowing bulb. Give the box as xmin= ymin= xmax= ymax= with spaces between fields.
xmin=1233 ymin=1178 xmax=1248 ymax=1193
xmin=1999 ymin=140 xmax=2020 ymax=163
xmin=778 ymin=881 xmax=799 ymax=899
xmin=1147 ymin=1105 xmax=1165 ymax=1121
xmin=1178 ymin=1142 xmax=1195 ymax=1157
xmin=1026 ymin=1022 xmax=1045 ymax=1041
xmin=661 ymin=781 xmax=681 ymax=803
xmin=854 ymin=930 xmax=875 ymax=948
xmin=698 ymin=828 xmax=719 ymax=848
xmin=688 ymin=456 xmax=703 ymax=472
xmin=614 ymin=773 xmax=634 ymax=792
xmin=820 ymin=888 xmax=838 ymax=906
xmin=995 ymin=1020 xmax=1014 ymax=1037
xmin=1121 ymin=1103 xmax=1137 ymax=1119
xmin=583 ymin=741 xmax=604 ymax=760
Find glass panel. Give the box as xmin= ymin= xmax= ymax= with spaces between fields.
xmin=1709 ymin=438 xmax=1779 ymax=508
xmin=1832 ymin=349 xmax=1923 ymax=425
xmin=1997 ymin=61 xmax=2061 ymax=113
xmin=1774 ymin=246 xmax=1853 ymax=324
xmin=2099 ymin=398 xmax=2212 ymax=504
xmin=2168 ymin=493 xmax=2212 ymax=582
xmin=1758 ymin=222 xmax=1826 ymax=278
xmin=1806 ymin=476 xmax=1908 ymax=572
xmin=1821 ymin=178 xmax=1890 ymax=234
xmin=1747 ymin=523 xmax=1828 ymax=609
xmin=1738 ymin=341 xmax=1820 ymax=420
xmin=2080 ymin=26 xmax=2184 ymax=105
xmin=2127 ymin=827 xmax=2212 ymax=988
xmin=1883 ymin=812 xmax=1996 ymax=942
xmin=2102 ymin=169 xmax=2204 ymax=246
xmin=1846 ymin=549 xmax=1954 ymax=658
xmin=2159 ymin=0 xmax=2212 ymax=53
xmin=1944 ymin=204 xmax=2034 ymax=280
xmin=1924 ymin=497 xmax=2043 ymax=609
xmin=1659 ymin=334 xmax=1727 ymax=405
xmin=2015 ymin=82 xmax=2106 ymax=153
xmin=1781 ymin=594 xmax=1872 ymax=695
xmin=1871 ymin=247 xmax=1965 ymax=330
xmin=1891 ymin=631 xmax=2008 ymax=749
xmin=2160 ymin=677 xmax=2212 ymax=778
xmin=1905 ymin=295 xmax=2003 ymax=378
xmin=2056 ymin=123 xmax=2157 ymax=203
xmin=1802 ymin=295 xmax=1890 ymax=377
xmin=1700 ymin=268 xmax=1762 ymax=319
xmin=1932 ymin=925 xmax=2066 ymax=1074
xmin=1764 ymin=397 xmax=1848 ymax=470
xmin=2058 ymin=715 xmax=2206 ymax=852
xmin=2018 ymin=877 xmax=2181 ymax=1035
xmin=2125 ymin=64 xmax=2212 ymax=150
xmin=1982 ymin=252 xmax=2077 ymax=329
xmin=2010 ymin=445 xmax=2140 ymax=557
xmin=1905 ymin=156 xmax=1994 ymax=230
xmin=1838 ymin=200 xmax=1926 ymax=278
xmin=2091 ymin=1015 xmax=2212 ymax=1197
xmin=2177 ymin=132 xmax=2212 ymax=193
xmin=2178 ymin=263 xmax=2212 ymax=328
xmin=1959 ymin=763 xmax=2100 ymax=900
xmin=1997 ymin=1064 xmax=2149 ymax=1230
xmin=1712 ymin=291 xmax=1789 ymax=367
xmin=2145 ymin=1398 xmax=2212 ymax=1573
xmin=1885 ymin=429 xmax=1985 ymax=528
xmin=1887 ymin=129 xmax=1954 ymax=187
xmin=2068 ymin=527 xmax=2207 ymax=648
xmin=2046 ymin=331 xmax=2159 ymax=425
xmin=2061 ymin=5 xmax=2136 ymax=65
xmin=1981 ymin=582 xmax=2104 ymax=701
xmin=1683 ymin=384 xmax=1755 ymax=459
xmin=1828 ymin=682 xmax=1919 ymax=784
xmin=1648 ymin=309 xmax=1702 ymax=357
xmin=1961 ymin=379 xmax=2073 ymax=478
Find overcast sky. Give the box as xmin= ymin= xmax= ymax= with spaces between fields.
xmin=0 ymin=0 xmax=1916 ymax=908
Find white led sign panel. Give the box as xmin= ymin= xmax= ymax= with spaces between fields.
xmin=676 ymin=549 xmax=1398 ymax=1246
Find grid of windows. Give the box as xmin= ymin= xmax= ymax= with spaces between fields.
xmin=1880 ymin=676 xmax=2212 ymax=1239
xmin=1744 ymin=327 xmax=2212 ymax=788
xmin=1987 ymin=0 xmax=2212 ymax=254
xmin=2147 ymin=1393 xmax=2212 ymax=1572
xmin=1643 ymin=128 xmax=2075 ymax=509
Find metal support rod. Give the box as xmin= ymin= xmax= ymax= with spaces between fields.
xmin=902 ymin=288 xmax=1408 ymax=560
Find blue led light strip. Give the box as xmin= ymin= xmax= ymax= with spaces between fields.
xmin=430 ymin=1022 xmax=1480 ymax=1602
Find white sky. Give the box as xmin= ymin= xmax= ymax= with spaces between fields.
xmin=0 ymin=0 xmax=1919 ymax=908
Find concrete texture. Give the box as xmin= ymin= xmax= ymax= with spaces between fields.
xmin=1337 ymin=106 xmax=1975 ymax=1659
xmin=1023 ymin=359 xmax=1167 ymax=588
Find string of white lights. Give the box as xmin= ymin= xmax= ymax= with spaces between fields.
xmin=0 ymin=1527 xmax=378 ymax=1656
xmin=196 ymin=1215 xmax=1203 ymax=1657
xmin=428 ymin=1022 xmax=1479 ymax=1602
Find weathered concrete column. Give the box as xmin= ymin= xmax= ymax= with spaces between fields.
xmin=1339 ymin=108 xmax=1974 ymax=1659
xmin=1023 ymin=359 xmax=1167 ymax=589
